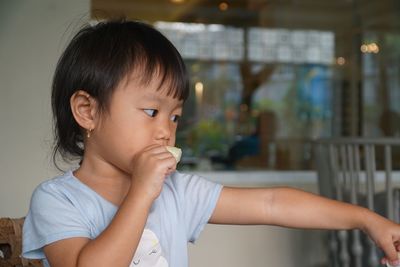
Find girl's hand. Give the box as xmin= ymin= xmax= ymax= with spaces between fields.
xmin=129 ymin=145 xmax=177 ymax=201
xmin=363 ymin=214 xmax=400 ymax=266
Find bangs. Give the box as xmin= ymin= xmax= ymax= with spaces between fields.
xmin=122 ymin=22 xmax=190 ymax=101
xmin=134 ymin=47 xmax=189 ymax=101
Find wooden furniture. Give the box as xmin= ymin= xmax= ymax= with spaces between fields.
xmin=0 ymin=217 xmax=42 ymax=267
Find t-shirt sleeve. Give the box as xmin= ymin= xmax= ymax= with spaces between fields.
xmin=178 ymin=173 xmax=223 ymax=243
xmin=22 ymin=182 xmax=92 ymax=259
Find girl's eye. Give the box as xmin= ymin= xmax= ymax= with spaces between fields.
xmin=144 ymin=109 xmax=158 ymax=117
xmin=171 ymin=115 xmax=180 ymax=123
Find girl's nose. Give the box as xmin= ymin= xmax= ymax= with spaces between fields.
xmin=155 ymin=118 xmax=171 ymax=141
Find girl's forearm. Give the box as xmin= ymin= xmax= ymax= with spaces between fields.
xmin=266 ymin=187 xmax=400 ymax=266
xmin=77 ymin=187 xmax=153 ymax=267
xmin=266 ymin=187 xmax=372 ymax=231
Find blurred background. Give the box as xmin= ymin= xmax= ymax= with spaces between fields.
xmin=0 ymin=0 xmax=399 ymax=266
xmin=92 ymin=0 xmax=400 ymax=171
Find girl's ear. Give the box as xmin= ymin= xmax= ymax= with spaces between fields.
xmin=70 ymin=90 xmax=98 ymax=131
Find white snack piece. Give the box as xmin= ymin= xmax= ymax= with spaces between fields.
xmin=386 ymin=252 xmax=400 ymax=267
xmin=166 ymin=146 xmax=182 ymax=163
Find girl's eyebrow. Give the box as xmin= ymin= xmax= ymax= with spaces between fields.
xmin=142 ymin=93 xmax=184 ymax=108
xmin=142 ymin=94 xmax=161 ymax=102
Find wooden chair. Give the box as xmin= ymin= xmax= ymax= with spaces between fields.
xmin=314 ymin=138 xmax=400 ymax=267
xmin=0 ymin=217 xmax=42 ymax=267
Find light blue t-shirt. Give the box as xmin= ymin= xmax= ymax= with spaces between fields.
xmin=22 ymin=170 xmax=223 ymax=267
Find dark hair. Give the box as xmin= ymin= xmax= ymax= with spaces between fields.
xmin=51 ymin=19 xmax=189 ymax=166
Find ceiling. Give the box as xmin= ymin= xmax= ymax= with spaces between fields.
xmin=91 ymin=0 xmax=400 ymax=32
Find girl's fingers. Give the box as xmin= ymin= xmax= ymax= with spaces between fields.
xmin=142 ymin=144 xmax=165 ymax=153
xmin=143 ymin=145 xmax=173 ymax=157
xmin=134 ymin=145 xmax=177 ymax=175
xmin=381 ymin=256 xmax=400 ymax=267
xmin=381 ymin=241 xmax=400 ymax=267
xmin=165 ymin=167 xmax=176 ymax=177
xmin=146 ymin=146 xmax=177 ymax=162
xmin=155 ymin=151 xmax=175 ymax=160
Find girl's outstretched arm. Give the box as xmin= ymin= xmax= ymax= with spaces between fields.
xmin=209 ymin=187 xmax=400 ymax=266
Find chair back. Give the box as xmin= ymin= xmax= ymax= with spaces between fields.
xmin=0 ymin=217 xmax=42 ymax=267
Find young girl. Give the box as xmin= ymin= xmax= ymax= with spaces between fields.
xmin=22 ymin=19 xmax=400 ymax=267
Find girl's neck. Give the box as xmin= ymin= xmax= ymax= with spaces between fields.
xmin=73 ymin=157 xmax=131 ymax=206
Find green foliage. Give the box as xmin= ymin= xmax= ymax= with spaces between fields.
xmin=187 ymin=119 xmax=228 ymax=156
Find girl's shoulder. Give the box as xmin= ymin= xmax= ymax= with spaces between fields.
xmin=37 ymin=169 xmax=74 ymax=185
xmin=164 ymin=171 xmax=223 ymax=198
xmin=33 ymin=170 xmax=82 ymax=198
xmin=30 ymin=170 xmax=115 ymax=213
xmin=167 ymin=171 xmax=219 ymax=185
xmin=28 ymin=170 xmax=117 ymax=230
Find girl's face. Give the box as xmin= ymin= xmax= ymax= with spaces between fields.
xmin=89 ymin=72 xmax=183 ymax=174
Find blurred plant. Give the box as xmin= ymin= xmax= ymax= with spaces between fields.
xmin=186 ymin=119 xmax=228 ymax=157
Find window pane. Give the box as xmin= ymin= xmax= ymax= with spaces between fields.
xmin=92 ymin=0 xmax=400 ymax=170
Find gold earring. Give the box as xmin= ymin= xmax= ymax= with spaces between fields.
xmin=87 ymin=128 xmax=93 ymax=138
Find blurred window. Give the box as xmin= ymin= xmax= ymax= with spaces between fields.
xmin=92 ymin=0 xmax=400 ymax=171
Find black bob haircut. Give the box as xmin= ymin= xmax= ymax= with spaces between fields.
xmin=51 ymin=19 xmax=189 ymax=166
